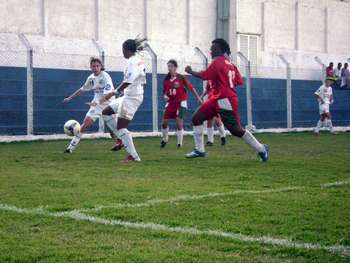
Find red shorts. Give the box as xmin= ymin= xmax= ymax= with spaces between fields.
xmin=164 ymin=106 xmax=186 ymax=120
xmin=199 ymin=97 xmax=241 ymax=128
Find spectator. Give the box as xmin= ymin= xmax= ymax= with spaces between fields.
xmin=326 ymin=62 xmax=334 ymax=78
xmin=334 ymin=63 xmax=342 ymax=88
xmin=341 ymin=63 xmax=349 ymax=89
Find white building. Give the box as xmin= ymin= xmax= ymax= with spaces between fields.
xmin=0 ymin=0 xmax=350 ymax=79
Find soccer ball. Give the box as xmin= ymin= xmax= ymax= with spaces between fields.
xmin=64 ymin=120 xmax=81 ymax=136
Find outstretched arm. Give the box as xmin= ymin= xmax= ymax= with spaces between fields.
xmin=185 ymin=66 xmax=202 ymax=79
xmin=183 ymin=76 xmax=203 ymax=104
xmin=63 ymin=88 xmax=83 ymax=103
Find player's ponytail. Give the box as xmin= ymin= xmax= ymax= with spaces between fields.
xmin=123 ymin=37 xmax=147 ymax=53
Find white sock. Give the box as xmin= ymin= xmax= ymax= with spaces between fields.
xmin=117 ymin=128 xmax=140 ymax=160
xmin=176 ymin=129 xmax=184 ymax=146
xmin=67 ymin=133 xmax=82 ymax=152
xmin=103 ymin=115 xmax=118 ymax=137
xmin=217 ymin=123 xmax=226 ymax=138
xmin=315 ymin=120 xmax=322 ymax=133
xmin=241 ymin=130 xmax=265 ymax=153
xmin=161 ymin=127 xmax=169 ymax=142
xmin=207 ymin=127 xmax=214 ymax=143
xmin=327 ymin=119 xmax=333 ymax=132
xmin=193 ymin=125 xmax=205 ymax=152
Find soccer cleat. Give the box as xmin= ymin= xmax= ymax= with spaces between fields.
xmin=111 ymin=139 xmax=124 ymax=151
xmin=177 ymin=144 xmax=182 ymax=148
xmin=258 ymin=144 xmax=269 ymax=162
xmin=160 ymin=140 xmax=167 ymax=148
xmin=122 ymin=154 xmax=141 ymax=163
xmin=185 ymin=149 xmax=206 ymax=159
xmin=206 ymin=141 xmax=214 ymax=146
xmin=221 ymin=137 xmax=226 ymax=146
xmin=64 ymin=148 xmax=72 ymax=154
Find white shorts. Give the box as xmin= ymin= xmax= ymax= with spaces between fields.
xmin=319 ymin=104 xmax=330 ymax=115
xmin=109 ymin=95 xmax=143 ymax=120
xmin=86 ymin=104 xmax=104 ymax=122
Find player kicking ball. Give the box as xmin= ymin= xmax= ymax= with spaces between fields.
xmin=100 ymin=38 xmax=147 ymax=162
xmin=161 ymin=59 xmax=202 ymax=148
xmin=202 ymin=81 xmax=227 ymax=146
xmin=63 ymin=57 xmax=120 ymax=153
xmin=184 ymin=38 xmax=269 ymax=162
xmin=314 ymin=77 xmax=335 ymax=134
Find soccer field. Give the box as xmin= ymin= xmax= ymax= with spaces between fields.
xmin=0 ymin=132 xmax=349 ymax=262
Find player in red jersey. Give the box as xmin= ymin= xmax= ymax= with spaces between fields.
xmin=161 ymin=59 xmax=202 ymax=148
xmin=202 ymin=80 xmax=227 ymax=146
xmin=184 ymin=39 xmax=269 ymax=161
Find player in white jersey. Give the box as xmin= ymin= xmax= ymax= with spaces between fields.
xmin=100 ymin=38 xmax=147 ymax=162
xmin=314 ymin=77 xmax=335 ymax=134
xmin=63 ymin=57 xmax=119 ymax=153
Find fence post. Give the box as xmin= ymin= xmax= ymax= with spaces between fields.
xmin=278 ymin=54 xmax=292 ymax=129
xmin=92 ymin=39 xmax=105 ymax=133
xmin=18 ymin=34 xmax=34 ymax=135
xmin=144 ymin=43 xmax=158 ymax=132
xmin=237 ymin=52 xmax=255 ymax=131
xmin=92 ymin=39 xmax=105 ymax=65
xmin=194 ymin=47 xmax=208 ymax=93
xmin=314 ymin=56 xmax=326 ymax=84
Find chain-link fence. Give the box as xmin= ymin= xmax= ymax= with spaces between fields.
xmin=1 ymin=34 xmax=350 ymax=136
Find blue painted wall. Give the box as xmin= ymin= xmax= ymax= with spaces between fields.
xmin=0 ymin=66 xmax=349 ymax=135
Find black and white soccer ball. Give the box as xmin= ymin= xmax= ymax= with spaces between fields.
xmin=64 ymin=120 xmax=81 ymax=136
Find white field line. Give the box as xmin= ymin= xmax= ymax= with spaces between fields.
xmin=321 ymin=179 xmax=350 ymax=188
xmin=79 ymin=186 xmax=304 ymax=212
xmin=80 ymin=178 xmax=350 ymax=212
xmin=0 ymin=203 xmax=349 ymax=256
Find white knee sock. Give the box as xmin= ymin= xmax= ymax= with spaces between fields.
xmin=217 ymin=123 xmax=226 ymax=138
xmin=117 ymin=128 xmax=140 ymax=160
xmin=103 ymin=115 xmax=118 ymax=137
xmin=67 ymin=133 xmax=82 ymax=152
xmin=327 ymin=119 xmax=333 ymax=132
xmin=193 ymin=125 xmax=205 ymax=152
xmin=207 ymin=127 xmax=214 ymax=143
xmin=241 ymin=130 xmax=265 ymax=153
xmin=315 ymin=120 xmax=322 ymax=133
xmin=161 ymin=127 xmax=169 ymax=142
xmin=176 ymin=129 xmax=184 ymax=146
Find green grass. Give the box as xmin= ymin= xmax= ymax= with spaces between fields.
xmin=0 ymin=132 xmax=349 ymax=262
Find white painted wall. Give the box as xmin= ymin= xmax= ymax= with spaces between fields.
xmin=237 ymin=0 xmax=350 ymax=79
xmin=0 ymin=0 xmax=349 ymax=79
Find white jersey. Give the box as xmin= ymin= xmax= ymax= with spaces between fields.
xmin=315 ymin=85 xmax=333 ymax=105
xmin=80 ymin=71 xmax=115 ymax=107
xmin=123 ymin=55 xmax=146 ymax=97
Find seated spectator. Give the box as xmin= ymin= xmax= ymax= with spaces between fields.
xmin=341 ymin=63 xmax=349 ymax=89
xmin=334 ymin=63 xmax=342 ymax=88
xmin=326 ymin=62 xmax=334 ymax=78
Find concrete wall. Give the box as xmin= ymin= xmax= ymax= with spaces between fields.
xmin=237 ymin=0 xmax=350 ymax=79
xmin=1 ymin=66 xmax=349 ymax=135
xmin=0 ymin=0 xmax=349 ymax=76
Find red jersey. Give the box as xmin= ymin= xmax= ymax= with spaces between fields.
xmin=163 ymin=74 xmax=193 ymax=108
xmin=205 ymin=80 xmax=215 ymax=99
xmin=199 ymin=56 xmax=243 ymax=100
